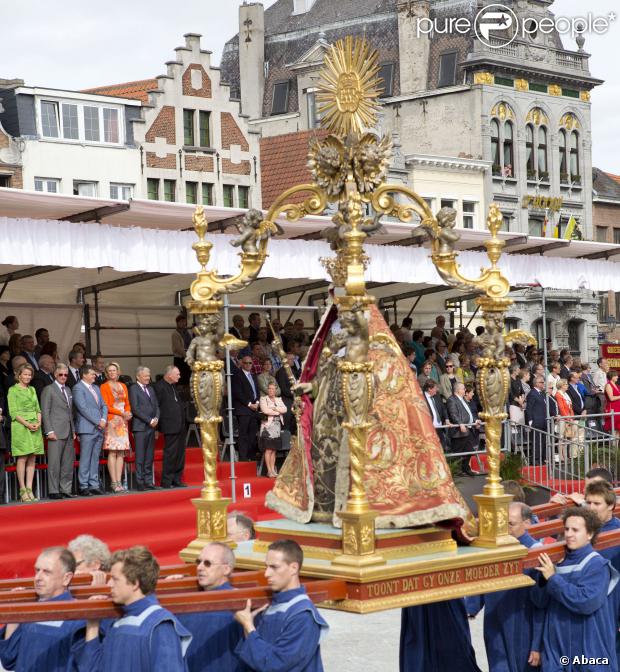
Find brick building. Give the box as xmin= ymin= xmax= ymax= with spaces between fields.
xmin=593 ymin=168 xmax=620 ymax=338
xmin=89 ymin=33 xmax=260 ymax=208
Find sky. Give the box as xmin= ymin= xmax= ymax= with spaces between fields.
xmin=0 ymin=0 xmax=617 ymax=172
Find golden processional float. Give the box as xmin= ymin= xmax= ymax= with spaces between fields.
xmin=180 ymin=36 xmax=536 ymax=611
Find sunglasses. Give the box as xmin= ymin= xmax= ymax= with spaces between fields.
xmin=57 ymin=373 xmax=68 ymax=377
xmin=446 ymin=364 xmax=454 ymax=368
xmin=195 ymin=559 xmax=228 ymax=567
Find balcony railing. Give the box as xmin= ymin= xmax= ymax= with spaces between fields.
xmin=472 ymin=38 xmax=590 ymax=73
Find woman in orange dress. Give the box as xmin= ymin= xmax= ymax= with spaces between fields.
xmin=100 ymin=362 xmax=131 ymax=493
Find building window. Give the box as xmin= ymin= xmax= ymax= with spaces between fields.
xmin=490 ymin=119 xmax=500 ymax=169
xmin=307 ymin=91 xmax=321 ymax=129
xmin=73 ymin=181 xmax=97 ymax=197
xmin=110 ymin=183 xmax=133 ymax=200
xmin=440 ymin=199 xmax=455 ymax=209
xmin=528 ymin=217 xmax=543 ymax=237
xmin=41 ymin=101 xmax=60 ymax=138
xmin=61 ymin=104 xmax=79 ymax=140
xmin=271 ymin=81 xmax=290 ymax=115
xmin=438 ymin=52 xmax=458 ymax=88
xmin=199 ymin=111 xmax=211 ymax=147
xmin=596 ymin=226 xmax=608 ymax=243
xmin=422 ymin=197 xmax=434 ymax=212
xmin=614 ymin=229 xmax=620 ymax=245
xmin=377 ymin=63 xmax=395 ymax=97
xmin=183 ymin=109 xmax=195 ymax=146
xmin=202 ymin=182 xmax=214 ymax=205
xmin=0 ymin=175 xmax=10 ymax=188
xmin=537 ymin=126 xmax=548 ymax=176
xmin=103 ymin=108 xmax=119 ymax=143
xmin=526 ymin=124 xmax=535 ymax=172
xmin=503 ymin=121 xmax=514 ymax=175
xmin=163 ymin=180 xmax=176 ymax=202
xmin=238 ymin=186 xmax=250 ymax=209
xmin=223 ymin=184 xmax=235 ymax=208
xmin=463 ymin=201 xmax=476 ymax=229
xmin=84 ymin=106 xmax=100 ymax=142
xmin=559 ymin=129 xmax=567 ymax=180
xmin=147 ymin=178 xmax=159 ymax=201
xmin=570 ymin=131 xmax=580 ymax=180
xmin=34 ymin=177 xmax=60 ymax=193
xmin=499 ymin=212 xmax=511 ymax=231
xmin=186 ymin=181 xmax=198 ymax=204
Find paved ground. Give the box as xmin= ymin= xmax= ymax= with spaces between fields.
xmin=319 ymin=606 xmax=489 ymax=672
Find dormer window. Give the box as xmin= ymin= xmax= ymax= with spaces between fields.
xmin=39 ymin=99 xmax=123 ymax=144
xmin=292 ymin=0 xmax=317 ymax=14
xmin=377 ymin=63 xmax=395 ymax=98
xmin=438 ymin=51 xmax=458 ymax=88
xmin=271 ymin=81 xmax=290 ymax=116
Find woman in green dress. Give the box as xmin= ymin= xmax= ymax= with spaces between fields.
xmin=8 ymin=363 xmax=44 ymax=501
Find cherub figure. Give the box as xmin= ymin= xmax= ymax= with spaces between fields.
xmin=434 ymin=206 xmax=460 ymax=255
xmin=231 ymin=209 xmax=283 ymax=255
xmin=321 ymin=211 xmax=385 ymax=251
xmin=186 ymin=313 xmax=223 ymax=366
xmin=230 ymin=209 xmax=264 ymax=254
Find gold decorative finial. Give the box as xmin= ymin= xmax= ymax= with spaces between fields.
xmin=316 ymin=36 xmax=382 ymax=136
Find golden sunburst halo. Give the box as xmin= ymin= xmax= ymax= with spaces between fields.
xmin=316 ymin=36 xmax=382 ymax=137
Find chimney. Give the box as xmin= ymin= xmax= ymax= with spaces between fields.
xmin=397 ymin=0 xmax=431 ymax=94
xmin=239 ymin=3 xmax=265 ymax=120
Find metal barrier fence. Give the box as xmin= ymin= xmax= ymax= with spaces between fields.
xmin=505 ymin=415 xmax=619 ymax=494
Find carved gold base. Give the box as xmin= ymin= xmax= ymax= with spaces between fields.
xmin=332 ymin=509 xmax=385 ymax=567
xmin=178 ymin=497 xmax=234 ymax=562
xmin=472 ymin=493 xmax=518 ymax=548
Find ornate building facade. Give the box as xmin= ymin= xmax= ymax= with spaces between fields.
xmin=221 ymin=0 xmax=604 ymax=360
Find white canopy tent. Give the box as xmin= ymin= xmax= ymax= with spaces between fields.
xmin=0 ymin=187 xmax=619 ymax=372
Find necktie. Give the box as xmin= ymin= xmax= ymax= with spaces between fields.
xmin=88 ymin=384 xmax=98 ymax=403
xmin=143 ymin=384 xmax=150 ymax=398
xmin=246 ymin=372 xmax=257 ymax=398
xmin=459 ymin=397 xmax=474 ymax=424
xmin=171 ymin=384 xmax=178 ymax=402
xmin=61 ymin=385 xmax=69 ymax=406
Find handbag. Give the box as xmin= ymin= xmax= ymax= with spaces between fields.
xmin=564 ymin=421 xmax=578 ymax=440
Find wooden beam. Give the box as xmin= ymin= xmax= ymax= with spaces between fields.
xmin=0 ymin=579 xmax=348 ymax=624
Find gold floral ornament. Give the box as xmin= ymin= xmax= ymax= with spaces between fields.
xmin=316 ymin=36 xmax=382 ymax=136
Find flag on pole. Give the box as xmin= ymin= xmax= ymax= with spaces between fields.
xmin=563 ymin=215 xmax=577 ymax=240
xmin=544 ymin=213 xmax=555 ymax=238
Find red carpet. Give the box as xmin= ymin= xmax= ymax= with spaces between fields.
xmin=0 ymin=446 xmax=279 ymax=579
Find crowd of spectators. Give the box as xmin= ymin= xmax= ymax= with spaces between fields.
xmin=391 ymin=314 xmax=620 ymax=471
xmin=0 ymin=318 xmax=188 ymax=503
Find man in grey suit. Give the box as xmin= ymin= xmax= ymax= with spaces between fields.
xmin=72 ymin=365 xmax=108 ymax=496
xmin=41 ymin=363 xmax=77 ymax=499
xmin=129 ymin=365 xmax=160 ymax=491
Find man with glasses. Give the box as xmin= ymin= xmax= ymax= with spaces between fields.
xmin=178 ymin=543 xmax=242 ymax=672
xmin=41 ymin=364 xmax=77 ymax=499
xmin=232 ymin=356 xmax=260 ymax=461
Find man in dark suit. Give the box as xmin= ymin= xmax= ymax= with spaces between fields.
xmin=129 ymin=366 xmax=160 ymax=491
xmin=248 ymin=312 xmax=261 ymax=345
xmin=229 ymin=314 xmax=244 ymax=340
xmin=92 ymin=356 xmax=106 ymax=386
xmin=32 ymin=354 xmax=55 ymax=401
xmin=525 ymin=375 xmax=548 ymax=465
xmin=422 ymin=379 xmax=450 ymax=451
xmin=231 ymin=355 xmax=260 ymax=461
xmin=446 ymin=382 xmax=479 ymax=475
xmin=19 ymin=334 xmax=39 ymax=371
xmin=560 ymin=354 xmax=573 ymax=381
xmin=41 ymin=364 xmax=76 ymax=499
xmin=67 ymin=350 xmax=85 ymax=389
xmin=154 ymin=365 xmax=186 ymax=488
xmin=567 ymin=371 xmax=586 ymax=416
xmin=275 ymin=353 xmax=299 ymax=434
